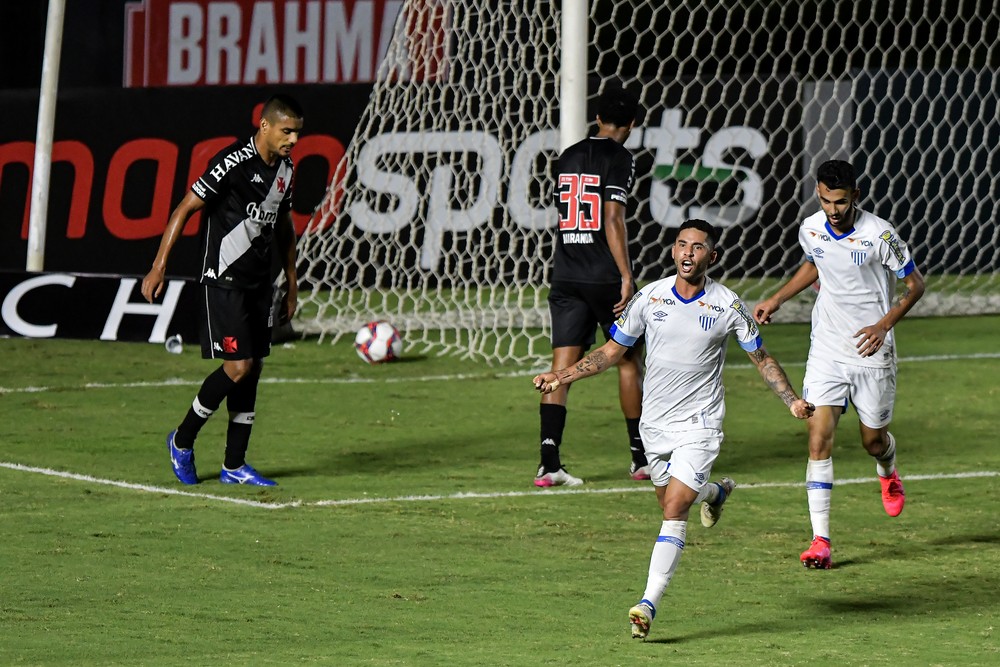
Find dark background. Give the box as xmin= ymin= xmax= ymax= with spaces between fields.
xmin=2 ymin=1 xmax=998 ymax=282
xmin=0 ymin=1 xmax=374 ymax=277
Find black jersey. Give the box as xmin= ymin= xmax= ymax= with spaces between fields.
xmin=191 ymin=136 xmax=294 ymax=290
xmin=551 ymin=136 xmax=636 ymax=284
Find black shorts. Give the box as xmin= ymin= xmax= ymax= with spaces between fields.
xmin=548 ymin=281 xmax=624 ymax=349
xmin=199 ymin=283 xmax=274 ymax=360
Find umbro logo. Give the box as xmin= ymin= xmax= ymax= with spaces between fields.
xmin=251 ymin=173 xmax=264 ymax=184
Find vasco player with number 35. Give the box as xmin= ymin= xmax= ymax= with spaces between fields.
xmin=534 ymin=86 xmax=648 ymax=488
xmin=141 ymin=94 xmax=304 ymax=487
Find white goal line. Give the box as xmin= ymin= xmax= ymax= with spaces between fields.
xmin=0 ymin=461 xmax=995 ymax=510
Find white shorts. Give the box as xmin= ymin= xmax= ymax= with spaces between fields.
xmin=803 ymin=355 xmax=896 ymax=428
xmin=639 ymin=423 xmax=723 ymax=491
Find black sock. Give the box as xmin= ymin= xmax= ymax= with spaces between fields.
xmin=539 ymin=403 xmax=567 ymax=471
xmin=224 ymin=420 xmax=253 ymax=470
xmin=174 ymin=366 xmax=236 ymax=448
xmin=223 ymin=363 xmax=261 ymax=469
xmin=626 ymin=417 xmax=647 ymax=467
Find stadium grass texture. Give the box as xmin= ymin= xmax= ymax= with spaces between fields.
xmin=1 ymin=316 xmax=998 ymax=665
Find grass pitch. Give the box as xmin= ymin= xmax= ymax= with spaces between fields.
xmin=1 ymin=316 xmax=998 ymax=665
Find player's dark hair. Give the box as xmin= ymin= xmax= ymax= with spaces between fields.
xmin=679 ymin=218 xmax=720 ymax=249
xmin=597 ymin=86 xmax=639 ymax=128
xmin=262 ymin=94 xmax=304 ymax=121
xmin=816 ymin=159 xmax=857 ymax=190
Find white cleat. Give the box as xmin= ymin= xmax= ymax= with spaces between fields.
xmin=700 ymin=477 xmax=736 ymax=528
xmin=629 ymin=601 xmax=655 ymax=639
xmin=534 ymin=466 xmax=584 ymax=487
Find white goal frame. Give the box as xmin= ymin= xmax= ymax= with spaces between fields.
xmin=295 ymin=0 xmax=1000 ymax=365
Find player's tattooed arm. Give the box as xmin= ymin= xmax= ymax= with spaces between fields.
xmin=558 ymin=350 xmax=611 ymax=383
xmin=748 ymin=348 xmax=798 ymax=407
xmin=745 ymin=347 xmax=814 ymax=419
xmin=534 ymin=341 xmax=627 ymax=393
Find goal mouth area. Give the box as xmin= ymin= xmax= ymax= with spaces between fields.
xmin=293 ymin=2 xmax=1000 ymax=365
xmin=292 ymin=274 xmax=1000 ymax=364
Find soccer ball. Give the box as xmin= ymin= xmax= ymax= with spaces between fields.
xmin=354 ymin=321 xmax=403 ymax=364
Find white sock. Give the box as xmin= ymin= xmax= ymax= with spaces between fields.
xmin=875 ymin=432 xmax=897 ymax=477
xmin=640 ymin=520 xmax=686 ymax=612
xmin=693 ymin=481 xmax=720 ymax=506
xmin=806 ymin=458 xmax=833 ymax=541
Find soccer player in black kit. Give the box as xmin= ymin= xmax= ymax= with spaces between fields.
xmin=535 ymin=86 xmax=647 ymax=487
xmin=141 ymin=95 xmax=303 ymax=487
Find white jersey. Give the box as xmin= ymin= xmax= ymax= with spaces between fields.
xmin=798 ymin=208 xmax=916 ymax=369
xmin=610 ymin=276 xmax=762 ymax=432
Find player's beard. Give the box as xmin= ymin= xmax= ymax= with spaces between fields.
xmin=828 ymin=205 xmax=856 ymax=231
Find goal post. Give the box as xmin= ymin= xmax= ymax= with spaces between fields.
xmin=296 ymin=0 xmax=1000 ymax=364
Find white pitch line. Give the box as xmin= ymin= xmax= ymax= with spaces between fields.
xmin=0 ymin=461 xmax=297 ymax=509
xmin=1 ymin=351 xmax=998 ymax=395
xmin=1 ymin=461 xmax=995 ymax=510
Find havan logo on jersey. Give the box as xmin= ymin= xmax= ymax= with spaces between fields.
xmin=879 ymin=230 xmax=906 ymax=263
xmin=208 ymin=142 xmax=256 ymax=183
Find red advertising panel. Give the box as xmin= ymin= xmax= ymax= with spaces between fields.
xmin=0 ymin=86 xmax=366 ymax=277
xmin=123 ymin=0 xmax=448 ymax=87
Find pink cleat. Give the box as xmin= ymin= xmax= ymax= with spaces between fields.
xmin=800 ymin=536 xmax=832 ymax=569
xmin=879 ymin=470 xmax=905 ymax=517
xmin=534 ymin=466 xmax=583 ymax=487
xmin=629 ymin=462 xmax=651 ymax=481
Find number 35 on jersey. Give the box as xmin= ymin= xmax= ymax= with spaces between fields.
xmin=558 ymin=173 xmax=602 ymax=231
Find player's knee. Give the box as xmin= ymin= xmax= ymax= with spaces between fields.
xmin=862 ymin=435 xmax=887 ymax=456
xmin=659 ymin=497 xmax=692 ymax=521
xmin=661 ymin=507 xmax=690 ymax=522
xmin=224 ymin=359 xmax=255 ymax=383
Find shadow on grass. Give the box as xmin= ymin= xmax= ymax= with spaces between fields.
xmin=660 ymin=571 xmax=1000 ymax=644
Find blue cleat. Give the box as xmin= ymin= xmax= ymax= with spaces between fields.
xmin=220 ymin=463 xmax=277 ymax=486
xmin=167 ymin=430 xmax=199 ymax=485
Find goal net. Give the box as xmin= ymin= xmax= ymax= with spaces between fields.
xmin=296 ymin=0 xmax=1000 ymax=365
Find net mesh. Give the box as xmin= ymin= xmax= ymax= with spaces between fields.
xmin=296 ymin=0 xmax=1000 ymax=364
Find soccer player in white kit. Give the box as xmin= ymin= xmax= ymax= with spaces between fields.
xmin=534 ymin=219 xmax=815 ymax=640
xmin=754 ymin=160 xmax=925 ymax=569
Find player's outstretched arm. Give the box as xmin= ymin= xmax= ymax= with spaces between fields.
xmin=754 ymin=261 xmax=819 ymax=324
xmin=141 ymin=191 xmax=205 ymax=303
xmin=534 ymin=339 xmax=629 ymax=394
xmin=746 ymin=347 xmax=815 ymax=419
